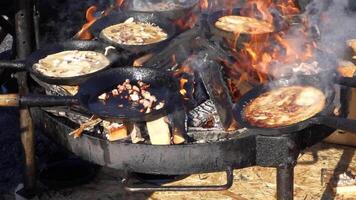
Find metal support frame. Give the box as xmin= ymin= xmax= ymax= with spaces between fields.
xmin=14 ymin=0 xmax=36 ymax=197
xmin=256 ymin=134 xmax=301 ymax=200
xmin=277 ymin=165 xmax=294 ymax=200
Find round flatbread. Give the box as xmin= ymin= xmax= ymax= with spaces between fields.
xmin=244 ymin=86 xmax=326 ymax=128
xmin=33 ymin=50 xmax=110 ymax=78
xmin=215 ymin=15 xmax=274 ymax=34
xmin=101 ymin=18 xmax=168 ymax=46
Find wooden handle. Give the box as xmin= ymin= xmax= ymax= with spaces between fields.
xmin=0 ymin=94 xmax=20 ymax=107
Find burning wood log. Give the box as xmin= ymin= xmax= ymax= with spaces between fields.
xmin=146 ymin=116 xmax=171 ymax=145
xmin=168 ymin=109 xmax=186 ymax=144
xmin=133 ymin=53 xmax=153 ymax=67
xmin=187 ymin=99 xmax=218 ymax=128
xmin=69 ymin=116 xmax=102 ymax=138
xmin=195 ymin=58 xmax=238 ymax=131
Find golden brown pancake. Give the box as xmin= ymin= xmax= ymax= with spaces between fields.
xmin=244 ymin=86 xmax=326 ymax=128
xmin=33 ymin=50 xmax=110 ymax=78
xmin=100 ymin=18 xmax=168 ymax=46
xmin=215 ymin=15 xmax=274 ymax=34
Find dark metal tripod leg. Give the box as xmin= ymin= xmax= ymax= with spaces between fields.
xmin=15 ymin=0 xmax=36 ymax=196
xmin=277 ymin=165 xmax=294 ymax=200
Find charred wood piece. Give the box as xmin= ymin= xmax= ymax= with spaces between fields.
xmin=194 ymin=58 xmax=238 ymax=131
xmin=187 ymin=100 xmax=219 ymax=128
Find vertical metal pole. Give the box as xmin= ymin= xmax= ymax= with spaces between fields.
xmin=15 ymin=0 xmax=36 ymax=194
xmin=277 ymin=165 xmax=294 ymax=200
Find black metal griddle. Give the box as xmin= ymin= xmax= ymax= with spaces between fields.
xmin=90 ymin=11 xmax=178 ymax=54
xmin=121 ymin=0 xmax=200 ymax=21
xmin=0 ymin=67 xmax=182 ymax=122
xmin=234 ymin=75 xmax=356 ymax=135
xmin=0 ymin=40 xmax=121 ymax=86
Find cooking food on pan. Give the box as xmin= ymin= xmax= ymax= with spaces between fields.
xmin=215 ymin=15 xmax=274 ymax=34
xmin=100 ymin=17 xmax=168 ymax=46
xmin=135 ymin=2 xmax=185 ymax=11
xmin=33 ymin=50 xmax=110 ymax=78
xmin=98 ymin=79 xmax=165 ymax=114
xmin=244 ymin=86 xmax=326 ymax=128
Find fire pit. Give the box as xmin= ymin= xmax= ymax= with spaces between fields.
xmin=1 ymin=0 xmax=356 ymax=199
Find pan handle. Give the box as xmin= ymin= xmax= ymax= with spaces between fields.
xmin=316 ymin=116 xmax=356 ymax=133
xmin=0 ymin=94 xmax=78 ymax=107
xmin=336 ymin=76 xmax=356 ymax=88
xmin=0 ymin=60 xmax=26 ymax=70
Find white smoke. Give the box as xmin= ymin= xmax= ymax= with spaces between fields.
xmin=306 ymin=0 xmax=356 ymax=58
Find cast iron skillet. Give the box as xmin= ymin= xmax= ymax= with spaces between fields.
xmin=207 ymin=8 xmax=288 ymax=49
xmin=121 ymin=0 xmax=200 ymax=21
xmin=90 ymin=11 xmax=177 ymax=54
xmin=0 ymin=67 xmax=182 ymax=122
xmin=0 ymin=40 xmax=120 ymax=86
xmin=234 ymin=75 xmax=356 ymax=136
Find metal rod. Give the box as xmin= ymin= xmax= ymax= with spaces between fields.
xmin=15 ymin=0 xmax=36 ymax=195
xmin=277 ymin=165 xmax=294 ymax=200
xmin=0 ymin=60 xmax=25 ymax=69
xmin=33 ymin=0 xmax=40 ymax=49
xmin=122 ymin=167 xmax=234 ymax=192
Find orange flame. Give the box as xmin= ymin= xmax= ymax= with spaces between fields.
xmin=74 ymin=6 xmax=98 ymax=40
xmin=179 ymin=78 xmax=189 ymax=96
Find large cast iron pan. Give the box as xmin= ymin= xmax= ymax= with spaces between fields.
xmin=0 ymin=40 xmax=120 ymax=86
xmin=0 ymin=67 xmax=182 ymax=122
xmin=90 ymin=11 xmax=177 ymax=54
xmin=121 ymin=0 xmax=200 ymax=21
xmin=234 ymin=75 xmax=356 ymax=135
xmin=207 ymin=8 xmax=288 ymax=49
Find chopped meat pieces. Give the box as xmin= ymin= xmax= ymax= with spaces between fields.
xmin=98 ymin=79 xmax=165 ymax=113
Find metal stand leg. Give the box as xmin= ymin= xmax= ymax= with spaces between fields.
xmin=14 ymin=0 xmax=36 ymax=198
xmin=277 ymin=165 xmax=294 ymax=200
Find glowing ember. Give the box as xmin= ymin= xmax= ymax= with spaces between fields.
xmin=179 ymin=78 xmax=189 ymax=96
